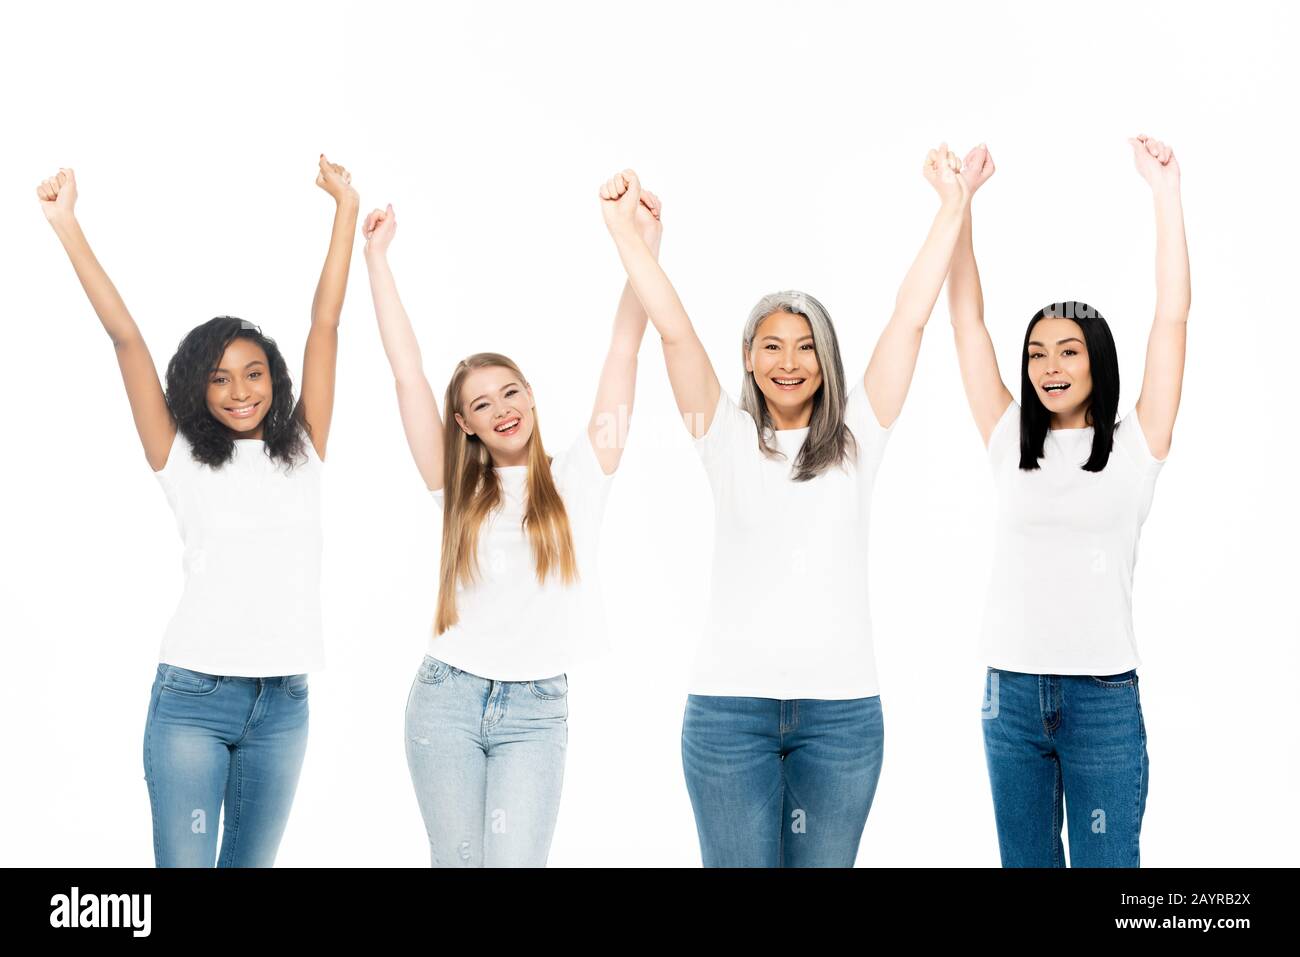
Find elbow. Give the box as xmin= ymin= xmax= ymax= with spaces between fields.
xmin=658 ymin=331 xmax=699 ymax=355
xmin=1155 ymin=297 xmax=1191 ymax=326
xmin=607 ymin=341 xmax=641 ymax=364
xmin=948 ymin=295 xmax=985 ymax=329
xmin=112 ymin=331 xmax=144 ymax=353
xmin=392 ymin=363 xmax=429 ymax=390
xmin=309 ymin=305 xmax=343 ymax=329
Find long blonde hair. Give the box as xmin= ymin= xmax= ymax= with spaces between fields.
xmin=435 ymin=353 xmax=579 ymax=635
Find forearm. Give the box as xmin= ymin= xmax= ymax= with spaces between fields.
xmin=893 ymin=199 xmax=967 ymax=329
xmin=598 ymin=282 xmax=649 ymax=410
xmin=588 ymin=279 xmax=650 ymax=468
xmin=609 ymin=226 xmax=694 ymax=346
xmin=48 ymin=214 xmax=142 ymax=348
xmin=1152 ymin=186 xmax=1190 ymax=324
xmin=364 ymin=249 xmax=427 ymax=384
xmin=947 ymin=207 xmax=986 ymax=328
xmin=310 ymin=196 xmax=360 ymax=327
xmin=608 ymin=268 xmax=653 ymax=357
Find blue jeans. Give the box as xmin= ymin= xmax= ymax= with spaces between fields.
xmin=143 ymin=664 xmax=309 ymax=867
xmin=680 ymin=694 xmax=885 ymax=867
xmin=404 ymin=655 xmax=568 ymax=867
xmin=981 ymin=667 xmax=1149 ymax=867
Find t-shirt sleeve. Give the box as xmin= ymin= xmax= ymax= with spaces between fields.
xmin=555 ymin=428 xmax=616 ymax=494
xmin=154 ymin=429 xmax=188 ymax=492
xmin=844 ymin=378 xmax=893 ymax=478
xmin=429 ymin=486 xmax=444 ymax=508
xmin=692 ymin=388 xmax=752 ymax=474
xmin=1113 ymin=408 xmax=1168 ymax=474
xmin=987 ymin=399 xmax=1020 ymax=470
xmin=549 ymin=429 xmax=616 ymax=531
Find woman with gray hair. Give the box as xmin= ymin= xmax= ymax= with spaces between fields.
xmin=599 ymin=148 xmax=969 ymax=866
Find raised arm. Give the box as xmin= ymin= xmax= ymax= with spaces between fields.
xmin=589 ymin=189 xmax=662 ymax=474
xmin=946 ymin=143 xmax=1012 ymax=447
xmin=298 ymin=154 xmax=360 ymax=461
xmin=1129 ymin=134 xmax=1188 ymax=460
xmin=38 ymin=168 xmax=176 ymax=470
xmin=600 ymin=169 xmax=721 ymax=438
xmin=863 ymin=144 xmax=971 ymax=430
xmin=362 ymin=204 xmax=446 ymax=492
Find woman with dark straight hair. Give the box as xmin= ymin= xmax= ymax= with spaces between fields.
xmin=948 ymin=137 xmax=1189 ymax=867
xmin=36 ymin=156 xmax=360 ymax=866
xmin=600 ymin=147 xmax=970 ymax=867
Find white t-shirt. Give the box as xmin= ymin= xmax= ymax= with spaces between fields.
xmin=154 ymin=430 xmax=325 ymax=677
xmin=688 ymin=381 xmax=893 ymax=700
xmin=979 ymin=400 xmax=1167 ymax=674
xmin=428 ymin=431 xmax=614 ymax=680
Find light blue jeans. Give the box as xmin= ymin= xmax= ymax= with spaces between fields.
xmin=681 ymin=694 xmax=885 ymax=867
xmin=143 ymin=663 xmax=309 ymax=867
xmin=404 ymin=655 xmax=568 ymax=867
xmin=981 ymin=666 xmax=1150 ymax=867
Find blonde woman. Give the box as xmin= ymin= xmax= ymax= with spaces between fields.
xmin=362 ymin=193 xmax=660 ymax=867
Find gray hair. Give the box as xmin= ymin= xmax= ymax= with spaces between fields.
xmin=739 ymin=290 xmax=857 ymax=482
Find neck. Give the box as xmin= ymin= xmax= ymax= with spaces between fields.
xmin=1050 ymin=407 xmax=1091 ymax=430
xmin=768 ymin=401 xmax=813 ymax=431
xmin=491 ymin=449 xmax=529 ymax=468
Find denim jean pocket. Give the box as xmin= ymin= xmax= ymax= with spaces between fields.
xmin=416 ymin=656 xmax=452 ymax=686
xmin=285 ymin=674 xmax=309 ymax=699
xmin=982 ymin=668 xmax=1001 ymax=719
xmin=1088 ymin=669 xmax=1137 ymax=688
xmin=528 ymin=673 xmax=568 ymax=700
xmin=161 ymin=665 xmax=221 ymax=696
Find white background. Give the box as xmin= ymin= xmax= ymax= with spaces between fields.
xmin=2 ymin=0 xmax=1296 ymax=867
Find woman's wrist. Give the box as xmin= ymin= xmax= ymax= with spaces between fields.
xmin=939 ymin=194 xmax=970 ymax=218
xmin=609 ymin=221 xmax=644 ymax=250
xmin=1151 ymin=181 xmax=1182 ymax=203
xmin=46 ymin=209 xmax=78 ymax=231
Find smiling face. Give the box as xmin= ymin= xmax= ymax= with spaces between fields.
xmin=454 ymin=365 xmax=536 ymax=467
xmin=745 ymin=310 xmax=824 ymax=427
xmin=206 ymin=336 xmax=273 ymax=438
xmin=1027 ymin=317 xmax=1093 ymax=425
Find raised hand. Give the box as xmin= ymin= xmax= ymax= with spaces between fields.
xmin=961 ymin=143 xmax=996 ymax=196
xmin=635 ymin=188 xmax=662 ymax=253
xmin=923 ymin=142 xmax=969 ymax=207
xmin=316 ymin=153 xmax=358 ymax=205
xmin=1129 ymin=134 xmax=1180 ymax=190
xmin=362 ymin=204 xmax=397 ymax=256
xmin=36 ymin=167 xmax=78 ymax=223
xmin=600 ymin=169 xmax=643 ymax=236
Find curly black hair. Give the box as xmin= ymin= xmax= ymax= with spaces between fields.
xmin=164 ymin=316 xmax=309 ymax=470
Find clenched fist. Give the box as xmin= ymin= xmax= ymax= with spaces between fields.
xmin=317 ymin=153 xmax=358 ymax=205
xmin=1128 ymin=134 xmax=1180 ymax=190
xmin=362 ymin=204 xmax=396 ymax=256
xmin=36 ymin=167 xmax=77 ymax=223
xmin=600 ymin=169 xmax=643 ymax=237
xmin=961 ymin=143 xmax=996 ymax=196
xmin=923 ymin=142 xmax=969 ymax=207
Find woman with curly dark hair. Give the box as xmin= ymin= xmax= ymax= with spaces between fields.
xmin=36 ymin=156 xmax=360 ymax=867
